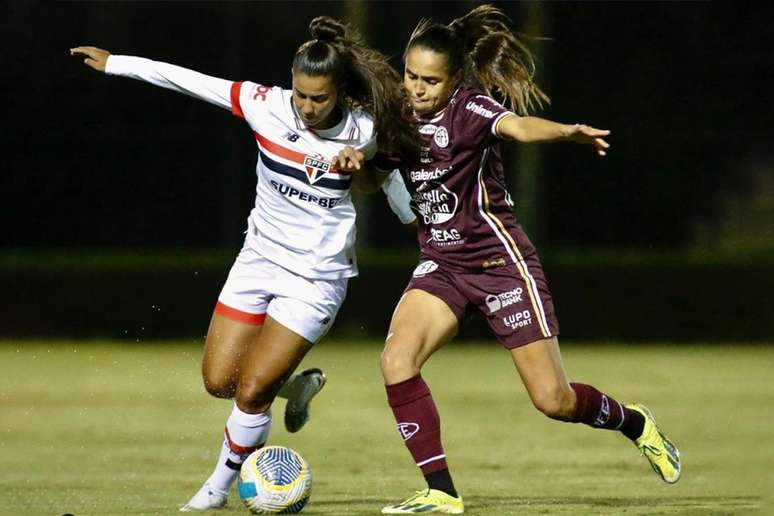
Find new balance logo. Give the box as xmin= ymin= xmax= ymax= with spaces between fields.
xmin=397 ymin=422 xmax=420 ymax=441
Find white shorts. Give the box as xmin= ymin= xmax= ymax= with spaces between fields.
xmin=216 ymin=246 xmax=348 ymax=343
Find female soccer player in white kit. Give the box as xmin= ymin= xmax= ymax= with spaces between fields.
xmin=72 ymin=16 xmax=419 ymax=512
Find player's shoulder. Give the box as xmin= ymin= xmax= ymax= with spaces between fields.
xmin=455 ymin=86 xmax=506 ymax=112
xmin=240 ymin=82 xmax=286 ymax=105
xmin=449 ymin=86 xmax=486 ymax=111
xmin=237 ymin=83 xmax=293 ymax=124
xmin=348 ymin=107 xmax=376 ymax=141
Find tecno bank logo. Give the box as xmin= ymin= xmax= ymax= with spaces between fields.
xmin=485 ymin=288 xmax=523 ymax=313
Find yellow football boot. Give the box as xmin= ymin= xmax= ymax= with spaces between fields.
xmin=627 ymin=403 xmax=682 ymax=483
xmin=382 ymin=489 xmax=464 ymax=514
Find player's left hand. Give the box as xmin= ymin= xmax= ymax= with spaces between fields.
xmin=333 ymin=146 xmax=365 ymax=173
xmin=70 ymin=46 xmax=111 ymax=72
xmin=568 ymin=124 xmax=611 ymax=157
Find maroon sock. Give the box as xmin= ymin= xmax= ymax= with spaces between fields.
xmin=570 ymin=382 xmax=629 ymax=430
xmin=386 ymin=375 xmax=448 ymax=475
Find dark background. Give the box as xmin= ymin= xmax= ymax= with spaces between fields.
xmin=3 ymin=1 xmax=772 ymax=341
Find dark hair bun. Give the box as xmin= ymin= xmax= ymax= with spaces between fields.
xmin=309 ymin=16 xmax=346 ymax=41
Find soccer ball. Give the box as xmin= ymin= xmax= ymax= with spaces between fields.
xmin=238 ymin=446 xmax=313 ymax=514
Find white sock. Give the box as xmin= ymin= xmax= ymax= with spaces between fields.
xmin=206 ymin=404 xmax=272 ymax=494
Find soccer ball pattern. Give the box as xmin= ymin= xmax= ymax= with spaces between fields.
xmin=238 ymin=446 xmax=312 ymax=514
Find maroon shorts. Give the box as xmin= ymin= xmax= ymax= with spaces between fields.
xmin=405 ymin=254 xmax=560 ymax=349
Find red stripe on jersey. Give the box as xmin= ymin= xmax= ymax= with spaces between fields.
xmin=255 ymin=132 xmax=306 ymax=164
xmin=231 ymin=82 xmax=244 ymax=118
xmin=254 ymin=132 xmax=347 ymax=175
xmin=215 ymin=301 xmax=266 ymax=325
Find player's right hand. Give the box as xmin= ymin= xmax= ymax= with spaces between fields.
xmin=70 ymin=46 xmax=111 ymax=72
xmin=333 ymin=146 xmax=365 ymax=173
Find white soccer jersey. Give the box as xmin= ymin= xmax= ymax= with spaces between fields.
xmin=106 ymin=55 xmax=408 ymax=279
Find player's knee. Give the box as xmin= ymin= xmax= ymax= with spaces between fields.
xmin=235 ymin=375 xmax=279 ymax=412
xmin=202 ymin=371 xmax=236 ymax=399
xmin=531 ymin=386 xmax=575 ymax=421
xmin=380 ymin=346 xmax=419 ymax=382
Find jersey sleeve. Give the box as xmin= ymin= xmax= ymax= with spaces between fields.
xmin=105 ymin=55 xmax=233 ymax=111
xmin=381 ymin=170 xmax=416 ymax=225
xmin=355 ymin=134 xmax=378 ymax=161
xmin=229 ymin=81 xmax=282 ymax=127
xmin=372 ymin=152 xmax=403 ymax=174
xmin=454 ymin=93 xmax=514 ymax=148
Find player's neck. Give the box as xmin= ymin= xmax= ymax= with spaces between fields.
xmin=311 ymin=106 xmax=344 ymax=131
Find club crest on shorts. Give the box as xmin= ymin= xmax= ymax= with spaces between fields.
xmin=397 ymin=422 xmax=420 ymax=441
xmin=412 ymin=260 xmax=439 ymax=277
xmin=433 ymin=126 xmax=449 ymax=148
xmin=303 ymin=154 xmax=333 ymax=183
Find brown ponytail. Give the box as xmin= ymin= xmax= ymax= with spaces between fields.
xmin=294 ymin=17 xmax=419 ymax=159
xmin=406 ymin=4 xmax=549 ymax=115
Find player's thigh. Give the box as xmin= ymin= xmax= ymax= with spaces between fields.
xmin=235 ymin=315 xmax=314 ymax=410
xmin=202 ymin=312 xmax=264 ymax=396
xmin=382 ymin=289 xmax=460 ymax=383
xmin=234 ymin=272 xmax=346 ymax=409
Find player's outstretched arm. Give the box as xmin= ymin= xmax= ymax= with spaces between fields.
xmin=496 ymin=114 xmax=611 ymax=156
xmin=70 ymin=45 xmax=235 ymax=111
xmin=71 ymin=46 xmax=110 ymax=72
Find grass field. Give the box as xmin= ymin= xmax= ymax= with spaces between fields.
xmin=0 ymin=340 xmax=769 ymax=515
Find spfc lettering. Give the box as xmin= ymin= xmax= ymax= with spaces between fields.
xmin=303 ymin=156 xmax=332 ymax=183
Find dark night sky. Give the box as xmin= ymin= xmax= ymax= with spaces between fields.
xmin=3 ymin=1 xmax=771 ymax=251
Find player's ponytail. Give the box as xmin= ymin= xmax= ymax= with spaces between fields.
xmin=293 ymin=17 xmax=348 ymax=82
xmin=308 ymin=16 xmax=346 ymax=42
xmin=406 ymin=4 xmax=549 ymax=115
xmin=294 ymin=17 xmax=419 ymax=159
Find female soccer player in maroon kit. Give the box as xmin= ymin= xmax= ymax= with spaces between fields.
xmin=371 ymin=5 xmax=682 ymax=514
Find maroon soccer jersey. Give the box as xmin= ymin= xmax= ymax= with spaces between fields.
xmin=381 ymin=87 xmax=559 ymax=346
xmin=390 ymin=86 xmax=536 ymax=271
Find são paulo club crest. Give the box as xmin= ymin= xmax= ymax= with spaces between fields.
xmin=303 ymin=154 xmax=333 ymax=183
